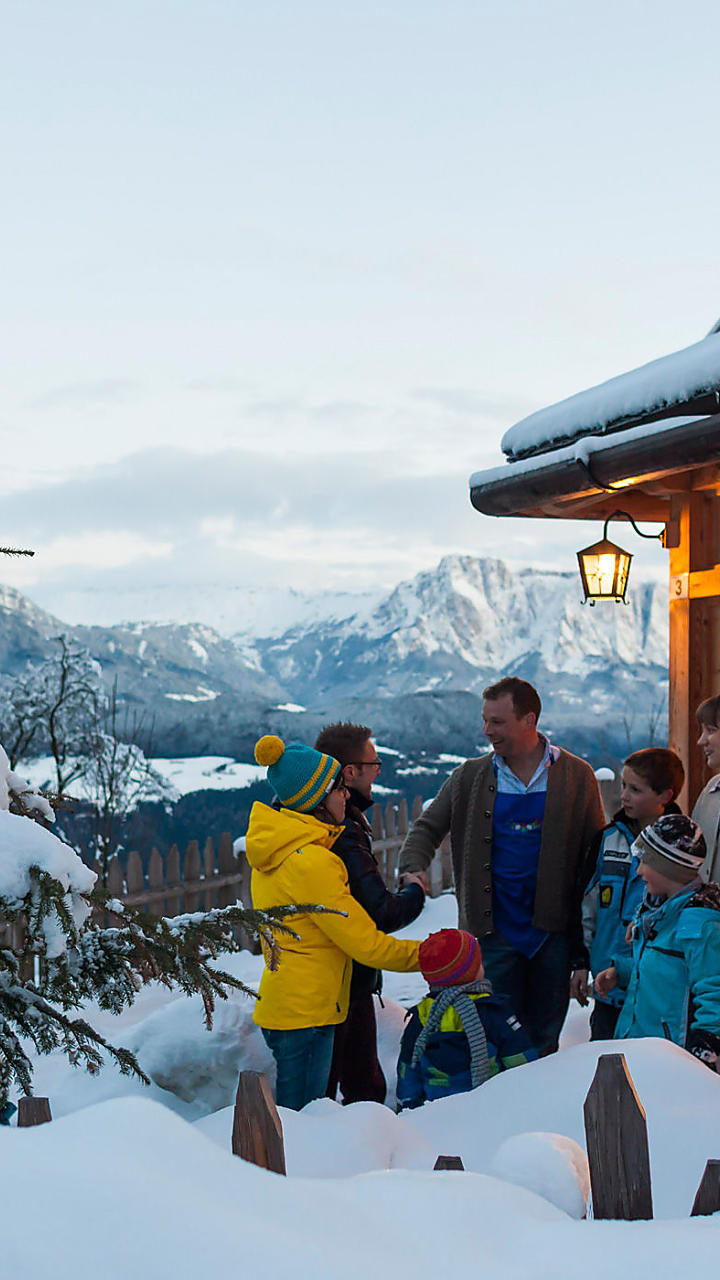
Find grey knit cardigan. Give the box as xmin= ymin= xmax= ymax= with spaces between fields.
xmin=399 ymin=750 xmax=605 ymax=939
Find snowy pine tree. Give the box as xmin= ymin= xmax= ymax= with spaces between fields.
xmin=0 ymin=746 xmax=313 ymax=1111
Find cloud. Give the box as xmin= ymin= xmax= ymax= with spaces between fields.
xmin=0 ymin=443 xmax=667 ymax=627
xmin=29 ymin=379 xmax=143 ymax=411
xmin=0 ymin=446 xmax=482 ymax=543
xmin=412 ymin=386 xmax=537 ymax=421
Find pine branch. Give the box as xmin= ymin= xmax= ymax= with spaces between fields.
xmin=0 ymin=547 xmax=34 ymax=557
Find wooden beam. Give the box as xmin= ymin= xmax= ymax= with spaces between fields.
xmin=668 ymin=494 xmax=720 ymax=810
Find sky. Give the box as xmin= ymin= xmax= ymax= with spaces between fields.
xmin=2 ymin=0 xmax=718 ymax=626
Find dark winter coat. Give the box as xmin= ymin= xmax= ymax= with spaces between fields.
xmin=396 ymin=988 xmax=537 ymax=1109
xmin=332 ymin=788 xmax=425 ymax=999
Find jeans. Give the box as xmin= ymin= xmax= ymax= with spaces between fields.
xmin=480 ymin=929 xmax=571 ymax=1055
xmin=261 ymin=1025 xmax=336 ymax=1111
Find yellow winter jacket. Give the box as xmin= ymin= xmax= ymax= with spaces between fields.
xmin=246 ymin=802 xmax=421 ymax=1029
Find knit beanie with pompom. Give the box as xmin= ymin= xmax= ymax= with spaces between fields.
xmin=254 ymin=735 xmax=341 ymax=813
xmin=418 ymin=929 xmax=483 ymax=988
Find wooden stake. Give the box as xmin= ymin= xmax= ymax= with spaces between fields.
xmin=583 ymin=1053 xmax=653 ymax=1220
xmin=17 ymin=1097 xmax=52 ymax=1128
xmin=232 ymin=1071 xmax=286 ymax=1175
xmin=691 ymin=1160 xmax=720 ymax=1217
xmin=434 ymin=1155 xmax=464 ymax=1170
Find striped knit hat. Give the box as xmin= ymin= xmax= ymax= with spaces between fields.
xmin=254 ymin=735 xmax=341 ymax=813
xmin=632 ymin=813 xmax=707 ymax=885
xmin=418 ymin=929 xmax=483 ymax=988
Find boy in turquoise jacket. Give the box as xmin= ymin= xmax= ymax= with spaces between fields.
xmin=570 ymin=748 xmax=684 ymax=1040
xmin=595 ymin=814 xmax=720 ymax=1067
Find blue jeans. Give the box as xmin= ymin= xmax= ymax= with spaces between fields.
xmin=480 ymin=930 xmax=570 ymax=1055
xmin=261 ymin=1026 xmax=336 ymax=1111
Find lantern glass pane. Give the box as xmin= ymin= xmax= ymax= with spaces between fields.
xmin=582 ymin=550 xmax=620 ymax=597
xmin=615 ymin=552 xmax=631 ymax=597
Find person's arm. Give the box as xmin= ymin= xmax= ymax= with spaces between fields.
xmin=569 ymin=828 xmax=604 ymax=976
xmin=300 ymin=846 xmax=421 ymax=972
xmin=337 ymin=828 xmax=425 ymax=933
xmin=396 ymin=1011 xmax=426 ymax=1111
xmin=681 ymin=914 xmax=720 ymax=1063
xmin=494 ymin=1008 xmax=538 ymax=1071
xmin=579 ymin=768 xmax=607 ymax=852
xmin=398 ymin=774 xmax=454 ymax=876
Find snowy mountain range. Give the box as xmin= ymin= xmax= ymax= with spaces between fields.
xmin=0 ymin=555 xmax=668 ymax=782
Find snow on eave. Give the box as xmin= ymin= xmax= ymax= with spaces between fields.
xmin=501 ymin=331 xmax=720 ymax=461
xmin=469 ymin=415 xmax=710 ymax=491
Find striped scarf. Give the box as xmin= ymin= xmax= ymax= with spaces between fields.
xmin=411 ymin=979 xmax=494 ymax=1090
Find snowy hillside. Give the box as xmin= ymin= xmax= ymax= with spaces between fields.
xmin=248 ymin=555 xmax=668 ymax=720
xmin=0 ymin=555 xmax=668 ymax=771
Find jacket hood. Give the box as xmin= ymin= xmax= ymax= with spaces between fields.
xmin=245 ymin=801 xmax=343 ymax=871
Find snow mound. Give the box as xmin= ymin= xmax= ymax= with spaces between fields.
xmin=4 ymin=1095 xmax=720 ymax=1280
xmin=490 ymin=1132 xmax=590 ymax=1218
xmin=123 ymin=986 xmax=272 ymax=1112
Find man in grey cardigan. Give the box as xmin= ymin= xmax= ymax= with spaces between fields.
xmin=399 ymin=677 xmax=605 ymax=1054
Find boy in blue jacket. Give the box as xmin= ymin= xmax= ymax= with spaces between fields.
xmin=396 ymin=929 xmax=537 ymax=1110
xmin=570 ymin=748 xmax=684 ymax=1040
xmin=595 ymin=814 xmax=720 ymax=1067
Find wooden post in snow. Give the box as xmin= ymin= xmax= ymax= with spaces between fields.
xmin=434 ymin=1155 xmax=464 ymax=1171
xmin=232 ymin=1071 xmax=286 ymax=1175
xmin=17 ymin=1097 xmax=52 ymax=1127
xmin=583 ymin=1053 xmax=653 ymax=1220
xmin=691 ymin=1160 xmax=720 ymax=1217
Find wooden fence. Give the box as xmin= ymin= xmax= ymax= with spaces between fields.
xmin=105 ymin=777 xmax=618 ymax=919
xmin=1 ymin=774 xmax=618 ymax=947
xmin=101 ymin=796 xmax=454 ymax=917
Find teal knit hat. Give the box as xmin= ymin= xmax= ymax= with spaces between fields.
xmin=254 ymin=735 xmax=341 ymax=812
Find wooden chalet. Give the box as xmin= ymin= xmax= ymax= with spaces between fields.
xmin=469 ymin=320 xmax=720 ymax=808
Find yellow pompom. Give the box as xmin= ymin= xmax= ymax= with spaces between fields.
xmin=254 ymin=735 xmax=285 ymax=767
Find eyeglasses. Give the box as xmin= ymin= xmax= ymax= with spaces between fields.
xmin=345 ymin=760 xmax=382 ymax=773
xmin=331 ymin=778 xmax=350 ymax=796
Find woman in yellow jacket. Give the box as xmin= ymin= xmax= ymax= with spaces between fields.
xmin=248 ymin=736 xmax=421 ymax=1110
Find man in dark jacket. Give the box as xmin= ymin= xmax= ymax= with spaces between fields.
xmin=315 ymin=722 xmax=427 ymax=1103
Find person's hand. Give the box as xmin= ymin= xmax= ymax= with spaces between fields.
xmin=569 ymin=969 xmax=589 ymax=1006
xmin=594 ymin=966 xmax=618 ymax=998
xmin=688 ymin=1029 xmax=720 ymax=1071
xmin=401 ymin=871 xmax=430 ymax=895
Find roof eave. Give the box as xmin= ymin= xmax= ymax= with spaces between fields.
xmin=470 ymin=415 xmax=720 ymax=519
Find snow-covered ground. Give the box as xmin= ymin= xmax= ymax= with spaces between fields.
xmin=6 ymin=894 xmax=720 ymax=1276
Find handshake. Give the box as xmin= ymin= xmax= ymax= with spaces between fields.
xmin=399 ymin=870 xmax=431 ymax=895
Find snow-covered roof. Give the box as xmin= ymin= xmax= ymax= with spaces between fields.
xmin=502 ymin=331 xmax=720 ymax=461
xmin=469 ymin=412 xmax=720 ymax=518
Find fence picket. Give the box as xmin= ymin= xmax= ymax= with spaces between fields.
xmin=166 ymin=844 xmax=181 ymax=912
xmin=0 ymin=797 xmax=454 ymax=964
xmin=148 ymin=848 xmax=165 ymax=914
xmin=203 ymin=838 xmax=216 ymax=911
xmin=183 ymin=841 xmax=202 ymax=912
xmin=125 ymin=850 xmax=144 ymax=896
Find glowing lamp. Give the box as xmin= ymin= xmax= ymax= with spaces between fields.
xmin=577 ymin=536 xmax=632 ymax=605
